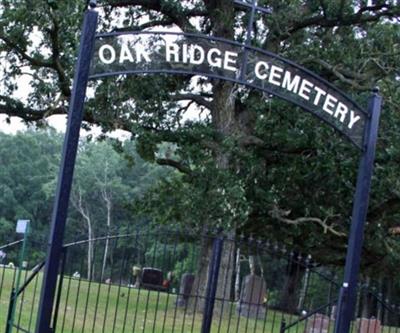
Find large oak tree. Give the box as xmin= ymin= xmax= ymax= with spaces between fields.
xmin=1 ymin=0 xmax=400 ymax=301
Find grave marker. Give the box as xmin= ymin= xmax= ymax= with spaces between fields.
xmin=236 ymin=274 xmax=266 ymax=319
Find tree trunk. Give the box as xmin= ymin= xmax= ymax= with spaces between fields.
xmin=361 ymin=276 xmax=371 ymax=318
xmin=189 ymin=231 xmax=235 ymax=315
xmin=101 ymin=190 xmax=112 ymax=280
xmin=214 ymin=233 xmax=235 ymax=316
xmin=297 ymin=267 xmax=310 ymax=311
xmin=249 ymin=255 xmax=256 ymax=275
xmin=383 ymin=279 xmax=392 ymax=325
xmin=72 ymin=188 xmax=94 ymax=280
xmin=278 ymin=257 xmax=304 ymax=314
xmin=189 ymin=237 xmax=213 ymax=313
xmin=82 ymin=211 xmax=94 ymax=280
xmin=377 ymin=275 xmax=383 ymax=322
xmin=187 ymin=77 xmax=239 ymax=314
xmin=87 ymin=220 xmax=93 ymax=280
xmin=234 ymin=247 xmax=241 ymax=301
xmin=188 ymin=0 xmax=258 ymax=316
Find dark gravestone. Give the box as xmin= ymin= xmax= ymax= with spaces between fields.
xmin=141 ymin=267 xmax=165 ymax=291
xmin=304 ymin=313 xmax=330 ymax=333
xmin=355 ymin=318 xmax=382 ymax=333
xmin=236 ymin=274 xmax=266 ymax=318
xmin=176 ymin=273 xmax=195 ymax=307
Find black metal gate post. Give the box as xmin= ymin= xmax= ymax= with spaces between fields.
xmin=52 ymin=247 xmax=68 ymax=332
xmin=5 ymin=288 xmax=16 ymax=333
xmin=201 ymin=233 xmax=224 ymax=333
xmin=334 ymin=88 xmax=382 ymax=333
xmin=35 ymin=4 xmax=98 ymax=333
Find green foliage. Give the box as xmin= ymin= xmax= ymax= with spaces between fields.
xmin=65 ymin=138 xmax=170 ymax=242
xmin=0 ymin=130 xmax=168 ymax=266
xmin=0 ymin=0 xmax=400 ymax=281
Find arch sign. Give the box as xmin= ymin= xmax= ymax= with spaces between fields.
xmin=35 ymin=2 xmax=382 ymax=333
xmin=91 ymin=31 xmax=367 ymax=148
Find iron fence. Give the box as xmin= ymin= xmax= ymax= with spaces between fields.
xmin=2 ymin=227 xmax=400 ymax=333
xmin=0 ymin=237 xmax=46 ymax=333
xmin=281 ymin=284 xmax=400 ymax=333
xmin=0 ymin=240 xmax=20 ymax=330
xmin=53 ymin=227 xmax=342 ymax=333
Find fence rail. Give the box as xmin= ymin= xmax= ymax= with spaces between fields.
xmin=2 ymin=228 xmax=400 ymax=333
xmin=52 ymin=228 xmax=344 ymax=333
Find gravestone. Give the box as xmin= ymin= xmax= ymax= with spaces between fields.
xmin=132 ymin=266 xmax=141 ymax=288
xmin=176 ymin=273 xmax=195 ymax=307
xmin=330 ymin=305 xmax=337 ymax=320
xmin=304 ymin=313 xmax=330 ymax=333
xmin=355 ymin=318 xmax=382 ymax=333
xmin=141 ymin=267 xmax=165 ymax=291
xmin=0 ymin=250 xmax=6 ymax=263
xmin=236 ymin=274 xmax=266 ymax=318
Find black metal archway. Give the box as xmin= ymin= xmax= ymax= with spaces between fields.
xmin=34 ymin=1 xmax=382 ymax=333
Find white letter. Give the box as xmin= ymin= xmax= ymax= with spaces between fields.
xmin=282 ymin=71 xmax=300 ymax=93
xmin=182 ymin=44 xmax=190 ymax=63
xmin=207 ymin=48 xmax=222 ymax=68
xmin=269 ymin=65 xmax=283 ymax=86
xmin=323 ymin=94 xmax=338 ymax=115
xmin=119 ymin=43 xmax=134 ymax=63
xmin=348 ymin=111 xmax=361 ymax=129
xmin=255 ymin=61 xmax=269 ymax=80
xmin=166 ymin=43 xmax=180 ymax=62
xmin=299 ymin=79 xmax=314 ymax=101
xmin=99 ymin=44 xmax=116 ymax=64
xmin=224 ymin=51 xmax=238 ymax=72
xmin=190 ymin=45 xmax=205 ymax=65
xmin=136 ymin=48 xmax=150 ymax=62
xmin=334 ymin=102 xmax=349 ymax=122
xmin=313 ymin=86 xmax=326 ymax=106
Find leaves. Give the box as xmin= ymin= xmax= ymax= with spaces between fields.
xmin=0 ymin=0 xmax=400 ymax=276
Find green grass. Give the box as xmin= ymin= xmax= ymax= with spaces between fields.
xmin=0 ymin=267 xmax=398 ymax=332
xmin=0 ymin=267 xmax=297 ymax=332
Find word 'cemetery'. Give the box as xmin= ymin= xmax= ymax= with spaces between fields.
xmin=252 ymin=62 xmax=360 ymax=130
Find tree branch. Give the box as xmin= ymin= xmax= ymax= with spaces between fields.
xmin=114 ymin=18 xmax=175 ymax=32
xmin=301 ymin=58 xmax=371 ymax=90
xmin=269 ymin=205 xmax=346 ymax=237
xmin=283 ymin=4 xmax=400 ymax=38
xmin=48 ymin=9 xmax=71 ymax=97
xmin=156 ymin=158 xmax=192 ymax=174
xmin=369 ymin=195 xmax=400 ymax=221
xmin=0 ymin=34 xmax=53 ymax=68
xmin=170 ymin=93 xmax=212 ymax=110
xmin=0 ymin=95 xmax=68 ymax=121
xmin=238 ymin=134 xmax=265 ymax=147
xmin=107 ymin=0 xmax=205 ymax=31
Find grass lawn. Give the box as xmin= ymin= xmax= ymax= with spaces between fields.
xmin=0 ymin=267 xmax=398 ymax=333
xmin=0 ymin=267 xmax=298 ymax=332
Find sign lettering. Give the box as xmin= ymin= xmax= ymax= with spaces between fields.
xmin=90 ymin=33 xmax=367 ymax=148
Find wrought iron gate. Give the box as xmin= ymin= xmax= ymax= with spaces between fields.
xmin=3 ymin=227 xmax=377 ymax=333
